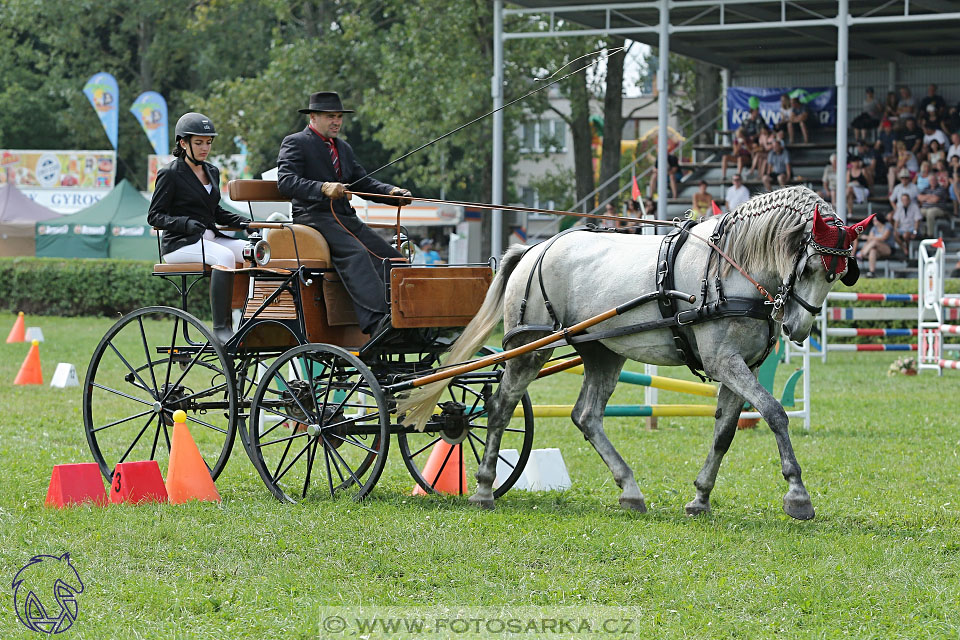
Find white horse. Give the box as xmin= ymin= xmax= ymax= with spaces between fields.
xmin=399 ymin=186 xmax=871 ymax=520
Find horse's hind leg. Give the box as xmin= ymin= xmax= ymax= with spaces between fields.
xmin=712 ymin=354 xmax=814 ymax=520
xmin=571 ymin=343 xmax=645 ymax=512
xmin=685 ymin=384 xmax=743 ymax=516
xmin=469 ymin=349 xmax=551 ymax=510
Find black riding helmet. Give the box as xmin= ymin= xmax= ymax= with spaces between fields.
xmin=174 ymin=112 xmax=217 ymax=165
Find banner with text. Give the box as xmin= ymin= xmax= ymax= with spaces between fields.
xmin=130 ymin=92 xmax=169 ymax=157
xmin=727 ymin=87 xmax=836 ymax=131
xmin=83 ymin=72 xmax=119 ymax=149
xmin=0 ymin=150 xmax=116 ymax=189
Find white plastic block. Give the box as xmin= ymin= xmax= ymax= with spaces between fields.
xmin=523 ymin=448 xmax=571 ymax=492
xmin=25 ymin=327 xmax=44 ymax=342
xmin=50 ymin=363 xmax=78 ymax=388
xmin=494 ymin=449 xmax=527 ymax=490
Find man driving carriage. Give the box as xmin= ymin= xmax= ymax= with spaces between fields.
xmin=277 ymin=91 xmax=413 ymax=339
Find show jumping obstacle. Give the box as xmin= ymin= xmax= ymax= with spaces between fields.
xmin=919 ymin=239 xmax=960 ymax=374
xmin=817 ymin=291 xmax=922 ymax=360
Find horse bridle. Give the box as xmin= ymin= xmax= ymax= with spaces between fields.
xmin=776 ymin=220 xmax=854 ymax=316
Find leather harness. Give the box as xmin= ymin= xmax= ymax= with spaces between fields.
xmin=506 ymin=218 xmax=778 ymax=380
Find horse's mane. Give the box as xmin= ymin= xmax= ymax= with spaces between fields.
xmin=720 ymin=186 xmax=831 ymax=278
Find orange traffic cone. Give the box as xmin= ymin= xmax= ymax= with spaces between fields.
xmin=6 ymin=311 xmax=25 ymax=343
xmin=14 ymin=340 xmax=42 ymax=385
xmin=165 ymin=410 xmax=220 ymax=504
xmin=412 ymin=441 xmax=468 ymax=496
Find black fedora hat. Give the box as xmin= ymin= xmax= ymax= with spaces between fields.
xmin=299 ymin=91 xmax=354 ymax=114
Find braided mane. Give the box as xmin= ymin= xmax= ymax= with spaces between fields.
xmin=719 ymin=186 xmax=831 ymax=278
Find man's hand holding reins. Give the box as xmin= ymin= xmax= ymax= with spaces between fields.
xmin=390 ymin=187 xmax=413 ymax=206
xmin=321 ymin=182 xmax=346 ymax=199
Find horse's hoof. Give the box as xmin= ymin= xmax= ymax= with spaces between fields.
xmin=783 ymin=495 xmax=815 ymax=520
xmin=619 ymin=495 xmax=647 ymax=512
xmin=684 ymin=499 xmax=710 ymax=516
xmin=468 ymin=494 xmax=494 ymax=510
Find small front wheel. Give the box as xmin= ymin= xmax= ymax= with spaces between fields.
xmin=247 ymin=344 xmax=389 ymax=502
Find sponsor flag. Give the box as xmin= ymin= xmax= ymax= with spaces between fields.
xmin=130 ymin=92 xmax=169 ymax=157
xmin=631 ymin=175 xmax=641 ymax=202
xmin=82 ymin=73 xmax=119 ymax=149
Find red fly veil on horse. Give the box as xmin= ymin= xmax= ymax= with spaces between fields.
xmin=811 ymin=205 xmax=874 ymax=277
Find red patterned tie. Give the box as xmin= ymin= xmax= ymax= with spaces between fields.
xmin=324 ymin=139 xmax=341 ymax=179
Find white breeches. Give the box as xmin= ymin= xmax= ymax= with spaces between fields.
xmin=163 ymin=230 xmax=247 ymax=268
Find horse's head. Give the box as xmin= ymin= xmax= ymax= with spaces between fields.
xmin=781 ymin=206 xmax=873 ymax=342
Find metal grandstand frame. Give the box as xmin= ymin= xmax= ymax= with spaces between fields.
xmin=491 ymin=0 xmax=960 ymax=260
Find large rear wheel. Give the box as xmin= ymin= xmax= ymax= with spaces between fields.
xmin=82 ymin=306 xmax=237 ymax=481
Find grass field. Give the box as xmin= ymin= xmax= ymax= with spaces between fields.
xmin=1 ymin=312 xmax=959 ymax=639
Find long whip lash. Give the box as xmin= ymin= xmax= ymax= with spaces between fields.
xmin=354 ymin=47 xmax=625 ymax=183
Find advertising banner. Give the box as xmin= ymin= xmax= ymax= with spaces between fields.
xmin=727 ymin=87 xmax=837 ymax=131
xmin=83 ymin=72 xmax=119 ymax=149
xmin=0 ymin=149 xmax=116 ymax=194
xmin=130 ymin=91 xmax=169 ymax=157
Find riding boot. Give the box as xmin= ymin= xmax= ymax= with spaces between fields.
xmin=209 ymin=267 xmax=236 ymax=345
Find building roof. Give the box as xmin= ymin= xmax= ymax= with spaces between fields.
xmin=505 ymin=1 xmax=960 ymax=68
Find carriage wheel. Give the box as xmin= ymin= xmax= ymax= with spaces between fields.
xmin=83 ymin=306 xmax=237 ymax=481
xmin=398 ymin=346 xmax=535 ymax=498
xmin=247 ymin=344 xmax=389 ymax=503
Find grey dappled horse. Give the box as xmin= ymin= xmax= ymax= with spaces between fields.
xmin=399 ymin=186 xmax=871 ymax=520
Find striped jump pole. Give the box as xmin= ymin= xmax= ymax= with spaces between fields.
xmin=514 ymin=404 xmax=718 ymax=418
xmin=819 ymin=291 xmax=938 ymax=362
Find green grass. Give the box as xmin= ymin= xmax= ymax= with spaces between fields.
xmin=1 ymin=313 xmax=959 ymax=639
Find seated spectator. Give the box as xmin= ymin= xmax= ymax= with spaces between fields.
xmin=882 ymin=91 xmax=900 ymax=126
xmin=651 ymin=152 xmax=681 ymax=200
xmin=918 ymin=83 xmax=946 ymax=122
xmin=855 ymin=213 xmax=896 ymax=278
xmin=787 ymin=96 xmax=810 ymax=144
xmin=877 ymin=119 xmax=896 ymax=156
xmin=889 ymin=167 xmax=919 ymax=208
xmin=721 ymin=128 xmax=752 ymax=182
xmin=916 ymin=161 xmax=933 ymax=192
xmin=623 ymin=198 xmax=641 ymax=232
xmin=846 ymin=157 xmax=871 ymax=211
xmin=773 ymin=93 xmax=792 ymax=141
xmin=928 ymin=139 xmax=946 ymax=167
xmin=898 ymin=117 xmax=922 ymax=155
xmin=691 ymin=180 xmax=712 ymax=220
xmin=892 ymin=192 xmax=922 ymax=255
xmin=762 ymin=139 xmax=791 ymax=191
xmin=950 ymin=155 xmax=960 ymax=213
xmin=922 ymin=122 xmax=948 ymax=156
xmin=887 ymin=141 xmax=919 ymax=193
xmin=857 ymin=139 xmax=883 ymax=187
xmin=747 ymin=125 xmax=773 ymax=178
xmin=948 ymin=132 xmax=960 ymax=162
xmin=851 ymin=87 xmax=882 ymax=140
xmin=942 ymin=106 xmax=960 ymax=136
xmin=918 ymin=172 xmax=951 ymax=237
xmin=897 ymin=85 xmax=916 ymax=122
xmin=740 ymin=107 xmax=762 ymax=141
xmin=821 ymin=153 xmax=838 ymax=204
xmin=724 ymin=173 xmax=750 ymax=211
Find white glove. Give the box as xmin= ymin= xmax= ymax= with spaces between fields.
xmin=321 ymin=182 xmax=345 ymax=199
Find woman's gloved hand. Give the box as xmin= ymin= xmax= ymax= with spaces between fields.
xmin=185 ymin=219 xmax=206 ymax=235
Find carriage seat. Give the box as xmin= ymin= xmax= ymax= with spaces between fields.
xmin=152 ymin=262 xmax=242 ymax=274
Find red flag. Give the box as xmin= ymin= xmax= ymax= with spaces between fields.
xmin=711 ymin=200 xmax=723 ymax=217
xmin=631 ymin=175 xmax=641 ymax=201
xmin=932 ymin=237 xmax=945 ymax=249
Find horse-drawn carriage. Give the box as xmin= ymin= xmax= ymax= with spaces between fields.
xmin=82 ymin=179 xmax=535 ymax=503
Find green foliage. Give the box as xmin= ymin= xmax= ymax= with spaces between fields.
xmin=0 ymin=258 xmax=208 ymax=318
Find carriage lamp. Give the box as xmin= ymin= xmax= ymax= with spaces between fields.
xmin=393 ymin=233 xmax=416 ymax=262
xmin=243 ymin=232 xmax=271 ymax=266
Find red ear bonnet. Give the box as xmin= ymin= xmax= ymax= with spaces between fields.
xmin=844 ymin=213 xmax=875 ymax=243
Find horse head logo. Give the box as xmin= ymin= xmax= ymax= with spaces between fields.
xmin=12 ymin=553 xmax=84 ymax=634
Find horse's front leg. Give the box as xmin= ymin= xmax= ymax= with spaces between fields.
xmin=685 ymin=384 xmax=743 ymax=515
xmin=710 ymin=354 xmax=815 ymax=520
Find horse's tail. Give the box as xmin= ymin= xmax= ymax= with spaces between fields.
xmin=397 ymin=244 xmax=529 ymax=431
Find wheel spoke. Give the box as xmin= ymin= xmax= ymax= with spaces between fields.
xmin=273 ymin=439 xmax=312 ymax=485
xmin=260 ymin=429 xmax=309 ymax=448
xmin=90 ymin=408 xmax=154 ymax=433
xmin=428 ymin=442 xmax=457 ymax=487
xmin=272 ymin=437 xmax=294 ymax=480
xmin=91 ymin=382 xmax=154 ymax=407
xmin=149 ymin=418 xmax=163 ymax=460
xmin=324 ymin=435 xmax=361 ymax=488
xmin=409 ymin=435 xmax=443 ymax=459
xmin=469 ymin=430 xmax=517 ymax=469
xmin=466 ymin=431 xmax=483 ymax=465
xmin=163 ymin=343 xmax=213 ymax=401
xmin=163 ymin=315 xmax=180 ymax=391
xmin=137 ymin=315 xmax=160 ymax=396
xmin=117 ymin=413 xmax=157 ymax=465
xmin=302 ymin=437 xmax=318 ymax=499
xmin=173 ymin=381 xmax=229 ymax=404
xmin=184 ymin=414 xmax=228 ymax=435
xmin=107 ymin=341 xmax=157 ymax=401
xmin=324 ymin=431 xmax=379 ymax=455
xmin=322 ymin=442 xmax=336 ymax=498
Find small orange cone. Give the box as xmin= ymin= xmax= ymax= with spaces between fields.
xmin=6 ymin=311 xmax=25 ymax=343
xmin=165 ymin=410 xmax=220 ymax=504
xmin=412 ymin=441 xmax=468 ymax=496
xmin=14 ymin=340 xmax=43 ymax=385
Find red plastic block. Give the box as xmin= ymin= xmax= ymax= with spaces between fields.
xmin=45 ymin=463 xmax=108 ymax=508
xmin=110 ymin=460 xmax=168 ymax=505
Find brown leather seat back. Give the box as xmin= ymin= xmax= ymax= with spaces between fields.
xmin=227 ymin=179 xmax=285 ymax=202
